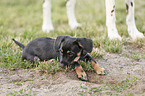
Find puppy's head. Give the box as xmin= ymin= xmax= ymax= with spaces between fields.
xmin=55 ymin=35 xmax=93 ymax=67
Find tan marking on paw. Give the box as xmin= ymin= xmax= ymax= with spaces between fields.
xmin=91 ymin=61 xmax=105 ymax=75
xmin=75 ymin=65 xmax=88 ymax=81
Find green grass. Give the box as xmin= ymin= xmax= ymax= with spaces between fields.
xmin=0 ymin=0 xmax=145 ymax=71
xmin=37 ymin=60 xmax=62 ymax=74
xmin=106 ymin=73 xmax=140 ymax=94
xmin=8 ymin=88 xmax=34 ymax=96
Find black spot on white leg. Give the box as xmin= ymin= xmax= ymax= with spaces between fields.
xmin=111 ymin=5 xmax=115 ymax=16
xmin=111 ymin=9 xmax=114 ymax=16
xmin=111 ymin=9 xmax=114 ymax=13
xmin=131 ymin=2 xmax=133 ymax=7
xmin=126 ymin=3 xmax=129 ymax=14
xmin=113 ymin=5 xmax=115 ymax=9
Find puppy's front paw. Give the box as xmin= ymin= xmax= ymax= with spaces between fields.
xmin=91 ymin=61 xmax=106 ymax=75
xmin=96 ymin=67 xmax=105 ymax=75
xmin=77 ymin=72 xmax=88 ymax=81
xmin=75 ymin=66 xmax=88 ymax=81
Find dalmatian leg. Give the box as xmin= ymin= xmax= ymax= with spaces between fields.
xmin=125 ymin=0 xmax=144 ymax=40
xmin=106 ymin=0 xmax=122 ymax=41
xmin=66 ymin=0 xmax=81 ymax=29
xmin=42 ymin=0 xmax=54 ymax=32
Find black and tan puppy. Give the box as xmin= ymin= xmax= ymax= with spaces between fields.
xmin=12 ymin=35 xmax=105 ymax=81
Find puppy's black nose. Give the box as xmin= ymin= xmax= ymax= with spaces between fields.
xmin=61 ymin=61 xmax=67 ymax=64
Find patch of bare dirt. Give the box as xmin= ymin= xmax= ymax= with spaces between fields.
xmin=0 ymin=46 xmax=145 ymax=96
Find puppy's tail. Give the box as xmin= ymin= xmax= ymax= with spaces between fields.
xmin=12 ymin=39 xmax=25 ymax=50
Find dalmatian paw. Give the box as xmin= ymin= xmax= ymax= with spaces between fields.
xmin=42 ymin=24 xmax=54 ymax=33
xmin=70 ymin=22 xmax=82 ymax=30
xmin=108 ymin=31 xmax=122 ymax=41
xmin=129 ymin=29 xmax=144 ymax=40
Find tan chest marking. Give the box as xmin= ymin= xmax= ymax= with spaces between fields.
xmin=73 ymin=52 xmax=81 ymax=61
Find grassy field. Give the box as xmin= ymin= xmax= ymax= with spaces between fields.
xmin=0 ymin=0 xmax=144 ymax=69
xmin=0 ymin=0 xmax=145 ymax=95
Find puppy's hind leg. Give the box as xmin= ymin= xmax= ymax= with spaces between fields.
xmin=23 ymin=55 xmax=38 ymax=65
xmin=34 ymin=56 xmax=40 ymax=62
xmin=26 ymin=55 xmax=35 ymax=63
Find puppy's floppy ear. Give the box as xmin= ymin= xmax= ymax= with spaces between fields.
xmin=55 ymin=35 xmax=70 ymax=51
xmin=76 ymin=38 xmax=93 ymax=53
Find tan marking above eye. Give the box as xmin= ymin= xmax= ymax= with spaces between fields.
xmin=61 ymin=49 xmax=63 ymax=52
xmin=77 ymin=52 xmax=81 ymax=56
xmin=67 ymin=50 xmax=70 ymax=53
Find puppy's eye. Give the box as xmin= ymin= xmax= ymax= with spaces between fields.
xmin=68 ymin=53 xmax=73 ymax=57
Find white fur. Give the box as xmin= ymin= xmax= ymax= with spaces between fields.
xmin=106 ymin=0 xmax=122 ymax=41
xmin=105 ymin=0 xmax=144 ymax=40
xmin=42 ymin=0 xmax=144 ymax=40
xmin=66 ymin=0 xmax=81 ymax=29
xmin=42 ymin=0 xmax=81 ymax=33
xmin=125 ymin=0 xmax=144 ymax=40
xmin=42 ymin=0 xmax=54 ymax=33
